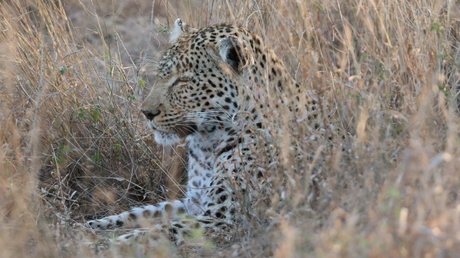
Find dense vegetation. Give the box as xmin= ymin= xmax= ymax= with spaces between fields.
xmin=0 ymin=0 xmax=459 ymax=256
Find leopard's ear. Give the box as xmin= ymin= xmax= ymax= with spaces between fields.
xmin=169 ymin=19 xmax=196 ymax=44
xmin=169 ymin=19 xmax=185 ymax=44
xmin=217 ymin=36 xmax=251 ymax=72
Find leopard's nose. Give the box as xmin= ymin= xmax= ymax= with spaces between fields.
xmin=141 ymin=109 xmax=161 ymax=121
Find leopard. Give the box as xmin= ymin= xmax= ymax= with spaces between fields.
xmin=87 ymin=18 xmax=323 ymax=247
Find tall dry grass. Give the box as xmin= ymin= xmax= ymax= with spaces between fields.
xmin=0 ymin=0 xmax=459 ymax=257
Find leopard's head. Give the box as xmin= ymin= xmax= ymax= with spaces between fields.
xmin=140 ymin=19 xmax=254 ymax=145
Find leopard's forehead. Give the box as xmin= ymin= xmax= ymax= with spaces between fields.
xmin=157 ymin=23 xmax=249 ymax=79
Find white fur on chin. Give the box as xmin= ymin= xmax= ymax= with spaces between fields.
xmin=154 ymin=131 xmax=181 ymax=146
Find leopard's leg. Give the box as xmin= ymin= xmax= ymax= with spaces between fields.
xmin=87 ymin=199 xmax=187 ymax=230
xmin=91 ymin=193 xmax=235 ymax=246
xmin=113 ymin=215 xmax=231 ymax=247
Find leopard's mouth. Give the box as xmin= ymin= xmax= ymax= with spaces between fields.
xmin=147 ymin=120 xmax=198 ymax=138
xmin=150 ymin=123 xmax=197 ymax=146
xmin=172 ymin=123 xmax=198 ymax=137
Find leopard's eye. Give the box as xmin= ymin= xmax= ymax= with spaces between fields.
xmin=178 ymin=76 xmax=192 ymax=83
xmin=170 ymin=77 xmax=191 ymax=89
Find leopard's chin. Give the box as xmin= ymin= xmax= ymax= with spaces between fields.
xmin=154 ymin=130 xmax=182 ymax=146
xmin=148 ymin=120 xmax=198 ymax=142
xmin=149 ymin=122 xmax=197 ymax=145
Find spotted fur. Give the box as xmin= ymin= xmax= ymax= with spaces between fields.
xmin=88 ymin=18 xmax=321 ymax=246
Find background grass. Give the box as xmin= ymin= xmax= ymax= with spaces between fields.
xmin=0 ymin=0 xmax=459 ymax=257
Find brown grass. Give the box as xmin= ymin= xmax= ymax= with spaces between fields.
xmin=0 ymin=0 xmax=459 ymax=257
